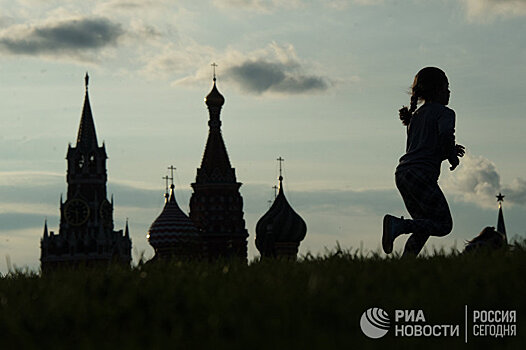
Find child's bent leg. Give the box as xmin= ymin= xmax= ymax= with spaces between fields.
xmin=396 ymin=168 xmax=453 ymax=237
xmin=395 ymin=168 xmax=453 ymax=256
xmin=403 ymin=232 xmax=429 ymax=256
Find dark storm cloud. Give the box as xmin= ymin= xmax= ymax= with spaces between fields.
xmin=0 ymin=17 xmax=124 ymax=56
xmin=226 ymin=60 xmax=330 ymax=94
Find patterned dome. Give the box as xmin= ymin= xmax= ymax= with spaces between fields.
xmin=255 ymin=176 xmax=307 ymax=257
xmin=147 ymin=185 xmax=199 ymax=254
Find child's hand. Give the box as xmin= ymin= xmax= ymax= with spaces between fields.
xmin=455 ymin=144 xmax=465 ymax=158
xmin=449 ymin=155 xmax=460 ymax=171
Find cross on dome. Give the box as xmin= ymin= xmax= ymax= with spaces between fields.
xmin=168 ymin=165 xmax=176 ymax=187
xmin=277 ymin=156 xmax=285 ymax=181
xmin=211 ymin=62 xmax=218 ymax=81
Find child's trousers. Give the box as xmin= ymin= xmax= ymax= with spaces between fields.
xmin=395 ymin=167 xmax=453 ymax=255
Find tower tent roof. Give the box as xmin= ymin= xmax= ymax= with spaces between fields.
xmin=76 ymin=73 xmax=99 ymax=150
xmin=196 ymin=79 xmax=236 ymax=184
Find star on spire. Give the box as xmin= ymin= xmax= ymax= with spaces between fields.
xmin=496 ymin=192 xmax=505 ymax=203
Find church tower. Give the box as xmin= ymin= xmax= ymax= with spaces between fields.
xmin=40 ymin=74 xmax=131 ymax=270
xmin=189 ymin=71 xmax=248 ymax=260
xmin=496 ymin=192 xmax=508 ymax=243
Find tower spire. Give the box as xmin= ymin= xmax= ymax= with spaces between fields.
xmin=190 ymin=74 xmax=248 ymax=260
xmin=125 ymin=218 xmax=130 ymax=238
xmin=496 ymin=193 xmax=507 ymax=240
xmin=76 ymin=73 xmax=98 ymax=150
xmin=43 ymin=218 xmax=48 ymax=238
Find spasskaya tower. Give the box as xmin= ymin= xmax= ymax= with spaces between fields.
xmin=40 ymin=74 xmax=131 ymax=270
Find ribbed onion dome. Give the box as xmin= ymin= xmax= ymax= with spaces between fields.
xmin=148 ymin=184 xmax=199 ymax=251
xmin=205 ymin=79 xmax=225 ymax=107
xmin=255 ymin=176 xmax=307 ymax=256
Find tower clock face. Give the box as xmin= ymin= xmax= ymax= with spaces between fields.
xmin=99 ymin=199 xmax=112 ymax=227
xmin=64 ymin=198 xmax=90 ymax=226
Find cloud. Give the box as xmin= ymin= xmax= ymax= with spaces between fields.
xmin=445 ymin=154 xmax=526 ymax=206
xmin=0 ymin=16 xmax=15 ymax=28
xmin=461 ymin=0 xmax=526 ymax=21
xmin=99 ymin=0 xmax=166 ymax=10
xmin=212 ymin=0 xmax=383 ymax=12
xmin=211 ymin=0 xmax=302 ymax=12
xmin=323 ymin=0 xmax=384 ymax=9
xmin=140 ymin=41 xmax=216 ymax=79
xmin=226 ymin=59 xmax=330 ymax=94
xmin=504 ymin=178 xmax=526 ymax=205
xmin=0 ymin=17 xmax=124 ymax=58
xmin=171 ymin=42 xmax=332 ymax=95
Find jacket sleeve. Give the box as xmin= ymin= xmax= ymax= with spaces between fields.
xmin=438 ymin=108 xmax=456 ymax=160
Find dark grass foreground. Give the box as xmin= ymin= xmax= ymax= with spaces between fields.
xmin=1 ymin=243 xmax=525 ymax=349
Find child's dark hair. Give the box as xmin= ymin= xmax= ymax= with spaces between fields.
xmin=399 ymin=67 xmax=449 ymax=126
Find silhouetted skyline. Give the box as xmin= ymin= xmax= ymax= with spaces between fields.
xmin=1 ymin=0 xmax=526 ymax=272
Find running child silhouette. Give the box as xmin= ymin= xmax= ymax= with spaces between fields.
xmin=383 ymin=67 xmax=465 ymax=256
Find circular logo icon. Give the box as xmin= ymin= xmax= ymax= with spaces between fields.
xmin=360 ymin=307 xmax=390 ymax=339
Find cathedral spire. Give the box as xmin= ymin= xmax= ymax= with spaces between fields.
xmin=197 ymin=73 xmax=234 ymax=183
xmin=43 ymin=219 xmax=48 ymax=238
xmin=190 ymin=73 xmax=248 ymax=260
xmin=125 ymin=218 xmax=130 ymax=238
xmin=76 ymin=72 xmax=99 ymax=150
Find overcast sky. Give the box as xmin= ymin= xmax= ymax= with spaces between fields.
xmin=1 ymin=0 xmax=526 ymax=273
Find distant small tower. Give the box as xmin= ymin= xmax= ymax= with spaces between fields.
xmin=148 ymin=167 xmax=201 ymax=260
xmin=496 ymin=192 xmax=507 ymax=243
xmin=255 ymin=157 xmax=307 ymax=259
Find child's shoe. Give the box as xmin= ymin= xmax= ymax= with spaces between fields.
xmin=383 ymin=214 xmax=406 ymax=254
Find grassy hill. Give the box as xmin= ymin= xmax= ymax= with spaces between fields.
xmin=0 ymin=243 xmax=524 ymax=349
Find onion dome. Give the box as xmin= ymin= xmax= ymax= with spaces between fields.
xmin=255 ymin=176 xmax=307 ymax=259
xmin=148 ymin=184 xmax=200 ymax=259
xmin=205 ymin=78 xmax=225 ymax=108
